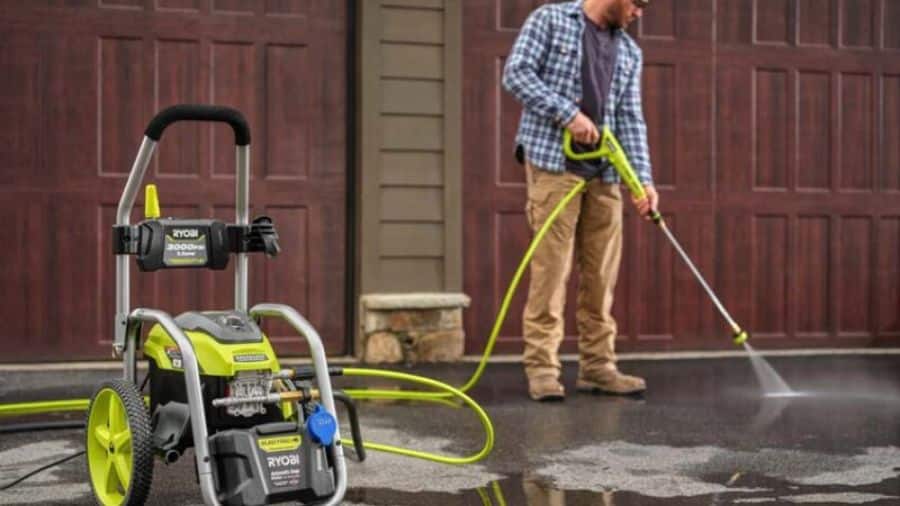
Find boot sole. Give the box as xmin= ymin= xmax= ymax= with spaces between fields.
xmin=529 ymin=392 xmax=566 ymax=402
xmin=575 ymin=380 xmax=646 ymax=396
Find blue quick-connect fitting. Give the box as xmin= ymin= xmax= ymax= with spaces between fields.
xmin=306 ymin=404 xmax=337 ymax=446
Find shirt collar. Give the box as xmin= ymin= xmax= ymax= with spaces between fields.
xmin=565 ymin=0 xmax=584 ymax=18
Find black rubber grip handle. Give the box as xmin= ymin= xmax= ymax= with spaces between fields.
xmin=144 ymin=104 xmax=251 ymax=145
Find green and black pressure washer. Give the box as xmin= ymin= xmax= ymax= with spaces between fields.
xmin=0 ymin=106 xmax=496 ymax=503
xmin=91 ymin=105 xmax=347 ymax=506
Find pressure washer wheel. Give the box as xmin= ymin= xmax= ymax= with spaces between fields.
xmin=85 ymin=379 xmax=153 ymax=506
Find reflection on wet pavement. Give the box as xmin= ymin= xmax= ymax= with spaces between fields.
xmin=335 ymin=355 xmax=900 ymax=505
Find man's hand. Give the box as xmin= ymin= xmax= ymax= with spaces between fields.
xmin=565 ymin=112 xmax=600 ymax=145
xmin=632 ymin=184 xmax=659 ymax=220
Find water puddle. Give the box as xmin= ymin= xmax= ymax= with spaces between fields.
xmin=345 ymin=468 xmax=900 ymax=505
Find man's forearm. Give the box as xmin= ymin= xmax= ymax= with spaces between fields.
xmin=616 ymin=57 xmax=653 ymax=185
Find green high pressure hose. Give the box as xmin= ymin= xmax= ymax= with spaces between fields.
xmin=343 ymin=179 xmax=586 ymax=404
xmin=336 ymin=181 xmax=585 ymax=464
xmin=0 ymin=182 xmax=587 ymax=467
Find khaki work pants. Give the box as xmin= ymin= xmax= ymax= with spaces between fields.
xmin=522 ymin=162 xmax=623 ymax=381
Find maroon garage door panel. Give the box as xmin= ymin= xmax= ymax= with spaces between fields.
xmin=463 ymin=0 xmax=900 ymax=354
xmin=0 ymin=1 xmax=347 ymax=360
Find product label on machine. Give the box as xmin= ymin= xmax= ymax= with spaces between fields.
xmin=165 ymin=347 xmax=183 ymax=369
xmin=258 ymin=435 xmax=302 ymax=453
xmin=266 ymin=454 xmax=302 ymax=488
xmin=259 ymin=436 xmax=303 ymax=488
xmin=163 ymin=228 xmax=208 ymax=267
xmin=234 ymin=353 xmax=268 ymax=363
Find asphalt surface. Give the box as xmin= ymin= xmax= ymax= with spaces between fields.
xmin=2 ymin=354 xmax=900 ymax=505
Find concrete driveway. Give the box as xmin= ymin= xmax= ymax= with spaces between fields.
xmin=2 ymin=354 xmax=899 ymax=505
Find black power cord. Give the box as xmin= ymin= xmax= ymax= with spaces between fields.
xmin=0 ymin=375 xmax=121 ymax=492
xmin=0 ymin=450 xmax=85 ymax=491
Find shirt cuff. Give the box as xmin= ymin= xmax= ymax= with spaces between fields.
xmin=556 ymin=100 xmax=579 ymax=128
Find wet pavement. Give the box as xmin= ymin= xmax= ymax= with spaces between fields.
xmin=2 ymin=354 xmax=900 ymax=505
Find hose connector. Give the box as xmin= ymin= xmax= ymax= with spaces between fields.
xmin=733 ymin=329 xmax=749 ymax=346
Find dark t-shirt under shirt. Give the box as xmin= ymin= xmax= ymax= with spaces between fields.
xmin=566 ymin=14 xmax=619 ymax=180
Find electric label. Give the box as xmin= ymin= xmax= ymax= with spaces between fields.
xmin=258 ymin=435 xmax=302 ymax=453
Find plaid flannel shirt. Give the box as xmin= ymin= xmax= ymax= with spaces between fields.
xmin=502 ymin=0 xmax=653 ymax=185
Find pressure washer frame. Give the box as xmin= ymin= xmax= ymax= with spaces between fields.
xmin=112 ymin=105 xmax=347 ymax=506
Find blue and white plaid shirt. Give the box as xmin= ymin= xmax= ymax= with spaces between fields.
xmin=502 ymin=0 xmax=653 ymax=185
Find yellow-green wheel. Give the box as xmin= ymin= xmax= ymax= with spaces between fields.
xmin=85 ymin=380 xmax=153 ymax=506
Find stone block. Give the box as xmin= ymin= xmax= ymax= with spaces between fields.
xmin=390 ymin=308 xmax=447 ymax=332
xmin=358 ymin=292 xmax=470 ymax=364
xmin=364 ymin=310 xmax=391 ymax=333
xmin=438 ymin=308 xmax=462 ymax=330
xmin=409 ymin=329 xmax=464 ymax=362
xmin=363 ymin=332 xmax=403 ymax=364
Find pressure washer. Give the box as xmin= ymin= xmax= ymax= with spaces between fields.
xmin=0 ymin=113 xmax=747 ymax=503
xmin=94 ymin=105 xmax=350 ymax=506
xmin=0 ymin=105 xmax=493 ymax=505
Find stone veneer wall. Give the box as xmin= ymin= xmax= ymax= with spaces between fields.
xmin=359 ymin=293 xmax=470 ymax=364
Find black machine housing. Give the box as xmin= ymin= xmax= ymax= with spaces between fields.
xmin=210 ymin=422 xmax=336 ymax=506
xmin=113 ymin=216 xmax=280 ymax=272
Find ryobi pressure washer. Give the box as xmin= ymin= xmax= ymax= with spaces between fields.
xmin=92 ymin=105 xmax=347 ymax=506
xmin=0 ymin=104 xmax=495 ymax=503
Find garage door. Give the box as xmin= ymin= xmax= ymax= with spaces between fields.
xmin=463 ymin=0 xmax=900 ymax=353
xmin=0 ymin=0 xmax=347 ymax=360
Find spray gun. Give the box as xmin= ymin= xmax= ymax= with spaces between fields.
xmin=563 ymin=127 xmax=749 ymax=346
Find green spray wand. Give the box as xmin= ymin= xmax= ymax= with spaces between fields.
xmin=564 ymin=127 xmax=749 ymax=346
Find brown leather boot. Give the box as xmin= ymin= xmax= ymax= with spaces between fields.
xmin=576 ymin=368 xmax=646 ymax=395
xmin=527 ymin=375 xmax=565 ymax=402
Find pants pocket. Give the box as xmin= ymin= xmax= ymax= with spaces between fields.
xmin=526 ymin=176 xmax=553 ymax=230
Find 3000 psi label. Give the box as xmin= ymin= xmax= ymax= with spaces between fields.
xmin=163 ymin=229 xmax=208 ymax=267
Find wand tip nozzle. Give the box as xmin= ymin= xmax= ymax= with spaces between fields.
xmin=733 ymin=330 xmax=749 ymax=346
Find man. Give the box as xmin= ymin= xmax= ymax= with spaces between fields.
xmin=502 ymin=0 xmax=658 ymax=401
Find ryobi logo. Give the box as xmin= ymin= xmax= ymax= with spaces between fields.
xmin=172 ymin=228 xmax=200 ymax=239
xmin=266 ymin=453 xmax=301 ymax=469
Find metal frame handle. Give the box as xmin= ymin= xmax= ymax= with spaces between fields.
xmin=129 ymin=304 xmax=348 ymax=506
xmin=250 ymin=303 xmax=348 ymax=506
xmin=144 ymin=105 xmax=250 ymax=145
xmin=128 ymin=308 xmax=221 ymax=506
xmin=114 ymin=105 xmax=252 ymax=354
